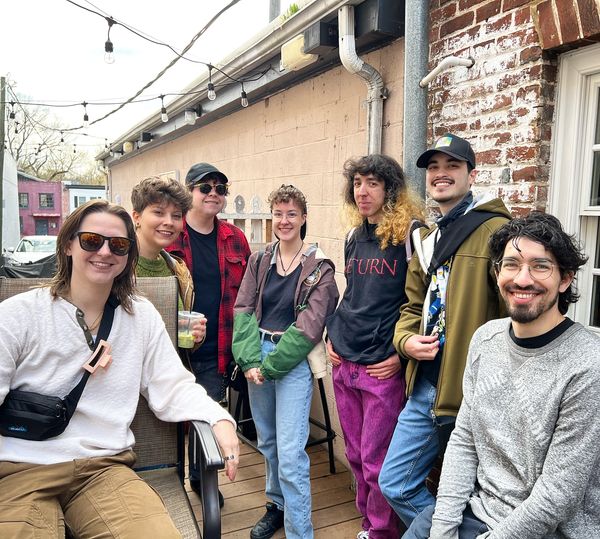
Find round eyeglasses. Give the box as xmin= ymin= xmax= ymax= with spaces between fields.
xmin=495 ymin=258 xmax=555 ymax=280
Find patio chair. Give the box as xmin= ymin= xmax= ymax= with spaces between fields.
xmin=0 ymin=276 xmax=224 ymax=539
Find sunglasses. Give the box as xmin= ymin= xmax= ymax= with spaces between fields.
xmin=74 ymin=231 xmax=133 ymax=256
xmin=196 ymin=182 xmax=228 ymax=196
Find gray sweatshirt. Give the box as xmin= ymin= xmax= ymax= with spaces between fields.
xmin=430 ymin=318 xmax=600 ymax=539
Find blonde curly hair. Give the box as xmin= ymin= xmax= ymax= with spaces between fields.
xmin=342 ymin=155 xmax=425 ymax=249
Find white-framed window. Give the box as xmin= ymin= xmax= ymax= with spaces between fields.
xmin=550 ymin=43 xmax=600 ymax=331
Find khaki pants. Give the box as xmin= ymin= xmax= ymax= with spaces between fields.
xmin=0 ymin=450 xmax=181 ymax=538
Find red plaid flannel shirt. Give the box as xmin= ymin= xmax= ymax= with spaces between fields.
xmin=167 ymin=217 xmax=250 ymax=373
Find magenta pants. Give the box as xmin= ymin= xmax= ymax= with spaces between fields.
xmin=333 ymin=359 xmax=406 ymax=539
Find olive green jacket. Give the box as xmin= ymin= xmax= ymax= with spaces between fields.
xmin=394 ymin=196 xmax=511 ymax=416
xmin=232 ymin=243 xmax=339 ymax=380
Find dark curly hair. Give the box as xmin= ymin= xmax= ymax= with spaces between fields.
xmin=489 ymin=211 xmax=588 ymax=314
xmin=342 ymin=154 xmax=424 ymax=249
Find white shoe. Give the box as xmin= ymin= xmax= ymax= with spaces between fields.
xmin=357 ymin=531 xmax=369 ymax=539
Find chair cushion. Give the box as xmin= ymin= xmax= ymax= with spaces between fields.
xmin=138 ymin=467 xmax=200 ymax=538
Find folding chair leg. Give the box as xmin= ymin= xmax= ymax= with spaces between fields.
xmin=317 ymin=378 xmax=336 ymax=474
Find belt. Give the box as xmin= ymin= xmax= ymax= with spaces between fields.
xmin=259 ymin=329 xmax=284 ymax=344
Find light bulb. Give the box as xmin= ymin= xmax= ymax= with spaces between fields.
xmin=83 ymin=113 xmax=89 ymax=128
xmin=241 ymin=90 xmax=249 ymax=108
xmin=207 ymin=82 xmax=216 ymax=101
xmin=104 ymin=40 xmax=115 ymax=64
xmin=161 ymin=107 xmax=169 ymax=123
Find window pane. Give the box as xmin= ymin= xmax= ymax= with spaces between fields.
xmin=591 ymin=275 xmax=600 ymax=327
xmin=596 ymin=88 xmax=600 ymax=144
xmin=591 ymin=152 xmax=600 ymax=206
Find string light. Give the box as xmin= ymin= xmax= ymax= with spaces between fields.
xmin=240 ymin=83 xmax=249 ymax=108
xmin=82 ymin=102 xmax=89 ymax=127
xmin=9 ymin=101 xmax=16 ymax=120
xmin=104 ymin=17 xmax=115 ymax=64
xmin=207 ymin=65 xmax=217 ymax=101
xmin=160 ymin=95 xmax=169 ymax=123
xmin=60 ymin=131 xmax=65 ymax=144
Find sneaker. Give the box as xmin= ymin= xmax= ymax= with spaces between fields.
xmin=189 ymin=479 xmax=225 ymax=508
xmin=357 ymin=531 xmax=369 ymax=539
xmin=250 ymin=502 xmax=285 ymax=539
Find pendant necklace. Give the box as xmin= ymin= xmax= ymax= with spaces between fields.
xmin=278 ymin=242 xmax=304 ymax=275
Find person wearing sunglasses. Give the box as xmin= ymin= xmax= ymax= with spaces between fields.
xmin=131 ymin=177 xmax=205 ymax=346
xmin=166 ymin=162 xmax=250 ymax=497
xmin=0 ymin=199 xmax=239 ymax=538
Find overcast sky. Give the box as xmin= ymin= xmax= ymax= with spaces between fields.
xmin=2 ymin=0 xmax=295 ymax=158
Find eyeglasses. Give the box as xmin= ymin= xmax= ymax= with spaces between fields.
xmin=272 ymin=211 xmax=301 ymax=221
xmin=74 ymin=232 xmax=133 ymax=256
xmin=196 ymin=182 xmax=228 ymax=196
xmin=495 ymin=258 xmax=555 ymax=280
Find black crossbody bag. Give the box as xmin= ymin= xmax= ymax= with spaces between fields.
xmin=0 ymin=296 xmax=119 ymax=441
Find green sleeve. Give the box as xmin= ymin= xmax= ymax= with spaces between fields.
xmin=260 ymin=325 xmax=314 ymax=380
xmin=232 ymin=312 xmax=262 ymax=371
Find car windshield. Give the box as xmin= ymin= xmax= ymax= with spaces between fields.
xmin=17 ymin=238 xmax=56 ymax=253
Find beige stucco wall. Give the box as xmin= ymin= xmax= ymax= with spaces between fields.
xmin=109 ymin=37 xmax=405 ymax=466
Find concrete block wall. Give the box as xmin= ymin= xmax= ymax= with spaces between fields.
xmin=108 ymin=38 xmax=406 ymax=467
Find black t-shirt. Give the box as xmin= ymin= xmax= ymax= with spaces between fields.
xmin=509 ymin=317 xmax=575 ymax=348
xmin=326 ymin=221 xmax=411 ymax=365
xmin=188 ymin=224 xmax=221 ymax=361
xmin=260 ymin=264 xmax=302 ymax=332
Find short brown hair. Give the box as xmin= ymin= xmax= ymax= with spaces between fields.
xmin=49 ymin=200 xmax=138 ymax=312
xmin=131 ymin=176 xmax=192 ymax=215
xmin=268 ymin=184 xmax=308 ymax=240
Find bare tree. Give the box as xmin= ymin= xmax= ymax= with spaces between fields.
xmin=5 ymin=102 xmax=99 ymax=183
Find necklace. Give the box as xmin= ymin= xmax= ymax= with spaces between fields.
xmin=278 ymin=242 xmax=304 ymax=275
xmin=87 ymin=311 xmax=103 ymax=332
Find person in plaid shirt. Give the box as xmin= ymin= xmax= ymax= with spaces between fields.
xmin=167 ymin=162 xmax=250 ymax=502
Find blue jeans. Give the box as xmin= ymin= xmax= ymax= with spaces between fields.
xmin=247 ymin=339 xmax=314 ymax=539
xmin=402 ymin=504 xmax=489 ymax=538
xmin=379 ymin=377 xmax=455 ymax=527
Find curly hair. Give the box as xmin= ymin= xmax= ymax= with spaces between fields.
xmin=268 ymin=184 xmax=308 ymax=240
xmin=49 ymin=200 xmax=138 ymax=312
xmin=131 ymin=176 xmax=192 ymax=214
xmin=489 ymin=211 xmax=588 ymax=314
xmin=342 ymin=154 xmax=425 ymax=249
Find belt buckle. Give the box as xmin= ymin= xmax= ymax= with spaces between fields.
xmin=270 ymin=333 xmax=278 ymax=344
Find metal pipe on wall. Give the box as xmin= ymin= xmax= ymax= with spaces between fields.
xmin=338 ymin=4 xmax=385 ymax=155
xmin=403 ymin=0 xmax=429 ymax=198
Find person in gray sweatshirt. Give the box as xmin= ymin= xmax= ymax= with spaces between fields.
xmin=404 ymin=212 xmax=600 ymax=539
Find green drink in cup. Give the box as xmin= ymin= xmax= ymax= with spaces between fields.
xmin=178 ymin=311 xmax=205 ymax=348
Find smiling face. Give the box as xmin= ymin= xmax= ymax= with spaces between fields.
xmin=190 ymin=176 xmax=226 ymax=218
xmin=271 ymin=200 xmax=306 ymax=243
xmin=133 ymin=202 xmax=183 ymax=257
xmin=66 ymin=211 xmax=130 ymax=293
xmin=425 ymin=153 xmax=476 ymax=215
xmin=497 ymin=237 xmax=573 ymax=336
xmin=353 ymin=173 xmax=386 ymax=223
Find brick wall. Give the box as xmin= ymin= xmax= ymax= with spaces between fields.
xmin=428 ymin=1 xmax=600 ymax=216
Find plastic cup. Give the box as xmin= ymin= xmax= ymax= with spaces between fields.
xmin=178 ymin=311 xmax=205 ymax=348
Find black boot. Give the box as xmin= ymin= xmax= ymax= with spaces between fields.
xmin=250 ymin=502 xmax=284 ymax=539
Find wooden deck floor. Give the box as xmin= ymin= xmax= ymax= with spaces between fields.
xmin=187 ymin=441 xmax=362 ymax=538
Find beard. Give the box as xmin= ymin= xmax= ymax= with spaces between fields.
xmin=505 ymin=287 xmax=559 ymax=324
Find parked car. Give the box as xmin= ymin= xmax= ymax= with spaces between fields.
xmin=5 ymin=235 xmax=58 ymax=265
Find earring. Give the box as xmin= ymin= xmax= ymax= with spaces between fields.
xmin=135 ymin=222 xmax=140 ymax=229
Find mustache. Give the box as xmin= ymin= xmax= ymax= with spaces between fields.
xmin=505 ymin=285 xmax=544 ymax=294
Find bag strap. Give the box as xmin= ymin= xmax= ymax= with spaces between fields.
xmin=63 ymin=295 xmax=119 ymax=417
xmin=255 ymin=250 xmax=265 ymax=295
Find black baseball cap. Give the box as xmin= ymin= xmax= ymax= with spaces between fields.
xmin=416 ymin=133 xmax=476 ymax=169
xmin=185 ymin=162 xmax=229 ymax=185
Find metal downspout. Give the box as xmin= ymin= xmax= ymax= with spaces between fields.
xmin=403 ymin=0 xmax=429 ymax=197
xmin=338 ymin=5 xmax=385 ymax=155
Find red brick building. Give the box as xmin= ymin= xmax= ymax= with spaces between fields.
xmin=427 ymin=0 xmax=600 ymax=327
xmin=17 ymin=172 xmax=63 ymax=236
